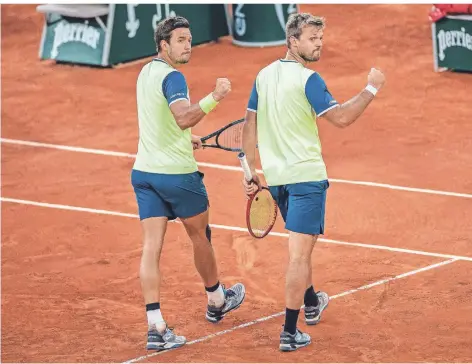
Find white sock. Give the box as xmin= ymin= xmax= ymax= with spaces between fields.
xmin=147 ymin=309 xmax=166 ymax=330
xmin=207 ymin=284 xmax=225 ymax=308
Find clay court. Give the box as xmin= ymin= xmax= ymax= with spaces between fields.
xmin=2 ymin=3 xmax=472 ymax=363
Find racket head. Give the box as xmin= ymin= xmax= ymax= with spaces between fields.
xmin=201 ymin=118 xmax=245 ymax=152
xmin=246 ymin=187 xmax=278 ymax=239
xmin=215 ymin=118 xmax=244 ymax=151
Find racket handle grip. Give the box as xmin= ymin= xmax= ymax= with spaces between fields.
xmin=238 ymin=152 xmax=253 ymax=181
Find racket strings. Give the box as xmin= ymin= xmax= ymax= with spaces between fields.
xmin=248 ymin=189 xmax=277 ymax=238
xmin=218 ymin=122 xmax=244 ymax=150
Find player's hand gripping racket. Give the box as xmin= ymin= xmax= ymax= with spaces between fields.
xmin=200 ymin=118 xmax=245 ymax=152
xmin=238 ymin=152 xmax=277 ymax=239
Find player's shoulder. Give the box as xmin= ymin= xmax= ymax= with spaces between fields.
xmin=303 ymin=70 xmax=328 ymax=86
xmin=138 ymin=61 xmax=151 ymax=76
xmin=300 ymin=67 xmax=316 ymax=80
xmin=255 ymin=60 xmax=283 ymax=84
xmin=257 ymin=59 xmax=280 ymax=74
xmin=144 ymin=59 xmax=181 ymax=78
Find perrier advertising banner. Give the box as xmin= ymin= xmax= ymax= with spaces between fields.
xmin=39 ymin=12 xmax=107 ymax=66
xmin=39 ymin=4 xmax=229 ymax=67
xmin=433 ymin=15 xmax=472 ymax=72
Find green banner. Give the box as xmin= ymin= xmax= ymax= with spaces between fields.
xmin=433 ymin=16 xmax=472 ymax=72
xmin=38 ymin=4 xmax=229 ymax=67
xmin=231 ymin=4 xmax=298 ymax=47
xmin=108 ymin=4 xmax=229 ymax=65
xmin=39 ymin=14 xmax=107 ymax=66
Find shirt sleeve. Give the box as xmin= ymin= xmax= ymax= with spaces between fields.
xmin=246 ymin=80 xmax=258 ymax=112
xmin=305 ymin=73 xmax=338 ymax=116
xmin=162 ymin=71 xmax=189 ymax=105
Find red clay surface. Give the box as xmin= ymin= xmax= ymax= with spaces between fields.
xmin=2 ymin=4 xmax=472 ymax=363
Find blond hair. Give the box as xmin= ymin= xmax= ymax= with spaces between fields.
xmin=286 ymin=13 xmax=325 ymax=48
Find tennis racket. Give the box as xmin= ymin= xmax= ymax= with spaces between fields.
xmin=200 ymin=118 xmax=245 ymax=152
xmin=238 ymin=152 xmax=278 ymax=239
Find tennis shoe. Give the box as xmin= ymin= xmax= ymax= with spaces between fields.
xmin=206 ymin=283 xmax=246 ymax=323
xmin=304 ymin=291 xmax=329 ymax=325
xmin=146 ymin=325 xmax=186 ymax=351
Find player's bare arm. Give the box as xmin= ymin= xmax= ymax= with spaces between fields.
xmin=241 ymin=110 xmax=261 ymax=197
xmin=170 ymin=78 xmax=231 ymax=130
xmin=242 ymin=110 xmax=258 ymax=173
xmin=323 ymin=67 xmax=386 ymax=128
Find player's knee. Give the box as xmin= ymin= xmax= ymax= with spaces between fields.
xmin=142 ymin=238 xmax=163 ymax=255
xmin=206 ymin=225 xmax=212 ymax=244
xmin=288 ymin=253 xmax=311 ymax=264
xmin=185 ymin=224 xmax=211 ymax=245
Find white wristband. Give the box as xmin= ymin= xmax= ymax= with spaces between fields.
xmin=365 ymin=84 xmax=378 ymax=96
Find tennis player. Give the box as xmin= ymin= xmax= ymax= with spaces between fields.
xmin=241 ymin=13 xmax=385 ymax=352
xmin=131 ymin=16 xmax=246 ymax=351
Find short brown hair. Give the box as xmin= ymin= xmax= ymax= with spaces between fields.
xmin=154 ymin=16 xmax=190 ymax=52
xmin=285 ymin=13 xmax=325 ymax=48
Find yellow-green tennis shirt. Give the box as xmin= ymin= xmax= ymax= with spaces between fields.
xmin=133 ymin=59 xmax=197 ymax=174
xmin=247 ymin=60 xmax=339 ymax=186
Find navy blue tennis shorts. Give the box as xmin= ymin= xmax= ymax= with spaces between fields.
xmin=131 ymin=169 xmax=209 ymax=220
xmin=268 ymin=180 xmax=329 ymax=235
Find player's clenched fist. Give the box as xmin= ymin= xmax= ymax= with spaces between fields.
xmin=212 ymin=78 xmax=231 ymax=101
xmin=367 ymin=68 xmax=386 ymax=90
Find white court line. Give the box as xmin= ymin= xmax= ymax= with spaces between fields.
xmin=1 ymin=197 xmax=139 ymax=219
xmin=3 ymin=197 xmax=472 ymax=263
xmin=2 ymin=137 xmax=472 ymax=199
xmin=1 ymin=138 xmax=137 ymax=159
xmin=123 ymin=258 xmax=458 ymax=363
